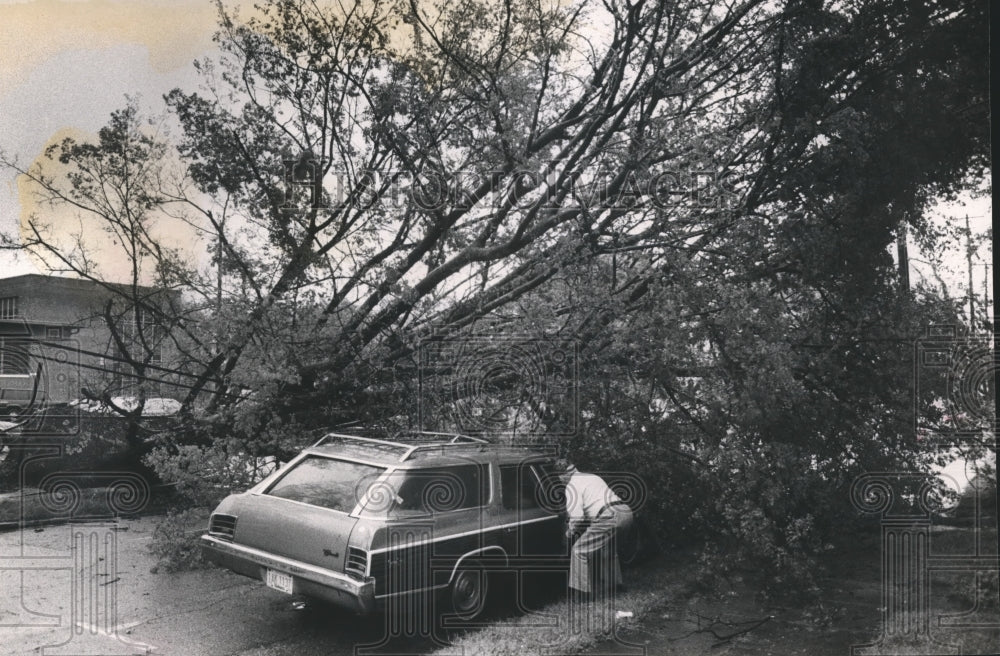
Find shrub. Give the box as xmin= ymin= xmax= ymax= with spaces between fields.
xmin=148 ymin=508 xmax=208 ymax=573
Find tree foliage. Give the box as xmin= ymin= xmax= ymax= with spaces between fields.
xmin=1 ymin=0 xmax=990 ymax=587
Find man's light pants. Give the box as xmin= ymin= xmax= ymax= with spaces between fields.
xmin=568 ymin=505 xmax=634 ymax=595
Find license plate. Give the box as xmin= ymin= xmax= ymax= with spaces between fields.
xmin=265 ymin=569 xmax=294 ymax=594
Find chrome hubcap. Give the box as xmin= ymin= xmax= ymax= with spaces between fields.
xmin=453 ymin=571 xmax=482 ymax=613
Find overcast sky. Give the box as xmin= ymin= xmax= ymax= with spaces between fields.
xmin=0 ymin=0 xmax=225 ymax=275
xmin=0 ymin=0 xmax=990 ymax=296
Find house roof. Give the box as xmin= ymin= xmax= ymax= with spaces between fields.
xmin=0 ymin=273 xmax=165 ymax=295
xmin=0 ymin=274 xmax=177 ymax=325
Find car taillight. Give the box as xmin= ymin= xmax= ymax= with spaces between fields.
xmin=345 ymin=546 xmax=368 ymax=579
xmin=208 ymin=513 xmax=237 ymax=541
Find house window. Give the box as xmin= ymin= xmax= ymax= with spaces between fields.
xmin=122 ymin=308 xmax=163 ymax=364
xmin=0 ymin=297 xmax=18 ymax=319
xmin=141 ymin=309 xmax=164 ymax=364
xmin=147 ymin=325 xmax=163 ymax=364
xmin=0 ymin=338 xmax=30 ymax=375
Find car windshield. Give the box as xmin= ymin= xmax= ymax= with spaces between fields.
xmin=266 ymin=456 xmax=385 ymax=513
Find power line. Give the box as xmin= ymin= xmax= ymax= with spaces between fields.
xmin=0 ymin=337 xmax=251 ymax=402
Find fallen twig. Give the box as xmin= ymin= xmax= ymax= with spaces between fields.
xmin=670 ymin=611 xmax=774 ymax=646
xmin=710 ymin=615 xmax=772 ymax=647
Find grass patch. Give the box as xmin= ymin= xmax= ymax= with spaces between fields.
xmin=431 ymin=554 xmax=696 ymax=656
xmin=431 ymin=523 xmax=998 ymax=655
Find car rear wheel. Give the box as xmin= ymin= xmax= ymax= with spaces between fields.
xmin=449 ymin=562 xmax=488 ymax=620
xmin=619 ymin=512 xmax=658 ymax=566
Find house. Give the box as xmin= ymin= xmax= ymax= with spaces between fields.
xmin=0 ymin=274 xmax=182 ymax=412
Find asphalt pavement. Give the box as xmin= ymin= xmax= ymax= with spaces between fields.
xmin=0 ymin=516 xmax=438 ymax=655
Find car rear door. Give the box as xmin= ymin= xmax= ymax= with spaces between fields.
xmin=498 ymin=461 xmax=567 ymax=561
xmin=370 ymin=463 xmax=492 ymax=594
xmin=232 ymin=494 xmax=359 ymax=573
xmin=235 ymin=455 xmax=385 ymax=573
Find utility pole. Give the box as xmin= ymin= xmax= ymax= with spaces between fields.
xmin=211 ymin=211 xmax=224 ymax=356
xmin=216 ymin=231 xmax=224 ymax=353
xmin=897 ymin=219 xmax=910 ymax=291
xmin=984 ymin=262 xmax=992 ymax=327
xmin=964 ymin=214 xmax=975 ymax=330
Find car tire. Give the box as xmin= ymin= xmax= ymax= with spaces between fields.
xmin=619 ymin=513 xmax=657 ymax=566
xmin=448 ymin=561 xmax=488 ymax=620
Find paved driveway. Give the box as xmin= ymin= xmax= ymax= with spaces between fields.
xmin=0 ymin=517 xmax=437 ymax=655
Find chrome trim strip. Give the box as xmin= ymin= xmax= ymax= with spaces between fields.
xmin=374 ymin=583 xmax=449 ymax=599
xmin=372 ymin=545 xmax=509 ymax=599
xmin=371 ymin=546 xmax=507 ymax=598
xmin=448 ymin=546 xmax=508 ymax=584
xmin=368 ymin=514 xmax=560 ymax=554
xmin=201 ymin=534 xmax=373 ymax=595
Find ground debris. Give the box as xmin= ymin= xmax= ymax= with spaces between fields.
xmin=672 ymin=609 xmax=774 ymax=647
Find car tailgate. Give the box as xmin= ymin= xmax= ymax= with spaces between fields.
xmin=233 ymin=494 xmax=357 ymax=573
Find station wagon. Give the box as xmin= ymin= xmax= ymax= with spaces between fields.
xmin=201 ymin=433 xmax=569 ymax=618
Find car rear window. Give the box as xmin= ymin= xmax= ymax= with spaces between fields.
xmin=266 ymin=456 xmax=385 ymax=513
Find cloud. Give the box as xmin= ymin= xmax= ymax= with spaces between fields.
xmin=0 ymin=0 xmax=220 ymax=98
xmin=0 ymin=0 xmax=227 ymax=275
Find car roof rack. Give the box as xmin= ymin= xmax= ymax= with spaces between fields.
xmin=398 ymin=442 xmax=485 ymax=461
xmin=393 ymin=430 xmax=489 ymax=444
xmin=396 ymin=431 xmax=491 ymax=461
xmin=311 ymin=433 xmax=410 ymax=452
xmin=311 ymin=431 xmax=496 ymax=461
xmin=311 ymin=430 xmax=553 ymax=464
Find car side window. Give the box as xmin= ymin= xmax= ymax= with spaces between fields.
xmin=393 ymin=464 xmax=488 ymax=514
xmin=500 ymin=464 xmax=542 ymax=511
xmin=532 ymin=462 xmax=566 ymax=513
